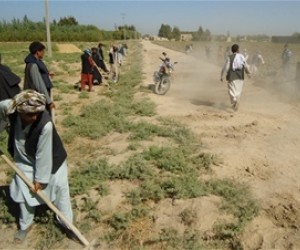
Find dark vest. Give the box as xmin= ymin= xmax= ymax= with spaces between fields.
xmin=81 ymin=53 xmax=93 ymax=74
xmin=226 ymin=54 xmax=245 ymax=82
xmin=8 ymin=111 xmax=67 ymax=174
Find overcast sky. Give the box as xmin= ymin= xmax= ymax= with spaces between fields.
xmin=0 ymin=0 xmax=299 ymax=36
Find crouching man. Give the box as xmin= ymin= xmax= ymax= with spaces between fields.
xmin=0 ymin=90 xmax=73 ymax=243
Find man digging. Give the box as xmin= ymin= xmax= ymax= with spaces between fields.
xmin=0 ymin=90 xmax=74 ymax=243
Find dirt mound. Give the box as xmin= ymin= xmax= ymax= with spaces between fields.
xmin=56 ymin=43 xmax=82 ymax=53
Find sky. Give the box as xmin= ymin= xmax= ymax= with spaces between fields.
xmin=0 ymin=0 xmax=300 ymax=36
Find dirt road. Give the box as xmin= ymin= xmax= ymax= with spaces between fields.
xmin=141 ymin=40 xmax=300 ymax=249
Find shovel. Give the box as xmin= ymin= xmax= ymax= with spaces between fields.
xmin=0 ymin=149 xmax=90 ymax=247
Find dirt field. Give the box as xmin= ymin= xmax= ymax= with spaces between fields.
xmin=1 ymin=40 xmax=300 ymax=249
xmin=140 ymin=40 xmax=300 ymax=249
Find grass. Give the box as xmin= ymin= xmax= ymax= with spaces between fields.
xmin=0 ymin=40 xmax=260 ymax=250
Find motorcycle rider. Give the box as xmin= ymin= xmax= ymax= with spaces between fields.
xmin=159 ymin=52 xmax=173 ymax=75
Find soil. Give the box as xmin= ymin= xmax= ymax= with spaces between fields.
xmin=56 ymin=43 xmax=82 ymax=53
xmin=1 ymin=40 xmax=300 ymax=249
xmin=140 ymin=40 xmax=300 ymax=249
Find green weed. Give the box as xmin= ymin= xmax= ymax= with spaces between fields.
xmin=69 ymin=158 xmax=112 ymax=196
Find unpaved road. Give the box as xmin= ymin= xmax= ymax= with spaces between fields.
xmin=141 ymin=40 xmax=300 ymax=249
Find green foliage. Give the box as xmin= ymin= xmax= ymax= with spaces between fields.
xmin=192 ymin=26 xmax=212 ymax=41
xmin=0 ymin=188 xmax=17 ymax=224
xmin=143 ymin=146 xmax=188 ymax=173
xmin=128 ymin=121 xmax=161 ymax=141
xmin=161 ymin=175 xmax=207 ymax=199
xmin=150 ymin=228 xmax=207 ymax=249
xmin=80 ymin=197 xmax=102 ymax=223
xmin=109 ymin=212 xmax=131 ymax=230
xmin=207 ymin=179 xmax=260 ymax=240
xmin=158 ymin=24 xmax=172 ymax=40
xmin=128 ymin=174 xmax=206 ymax=204
xmin=69 ymin=158 xmax=112 ymax=196
xmin=57 ymin=16 xmax=78 ymax=26
xmin=0 ymin=133 xmax=8 ymax=155
xmin=34 ymin=210 xmax=65 ymax=250
xmin=78 ymin=92 xmax=89 ymax=99
xmin=172 ymin=26 xmax=181 ymax=41
xmin=131 ymin=99 xmax=156 ymax=116
xmin=0 ymin=16 xmax=141 ymax=41
xmin=112 ymin=154 xmax=154 ymax=180
xmin=179 ymin=208 xmax=198 ymax=226
xmin=52 ymin=81 xmax=74 ymax=94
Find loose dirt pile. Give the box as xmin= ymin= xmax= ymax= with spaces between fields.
xmin=56 ymin=43 xmax=82 ymax=53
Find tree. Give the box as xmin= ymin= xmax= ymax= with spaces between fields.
xmin=58 ymin=16 xmax=78 ymax=26
xmin=192 ymin=26 xmax=211 ymax=41
xmin=172 ymin=26 xmax=181 ymax=41
xmin=158 ymin=24 xmax=172 ymax=40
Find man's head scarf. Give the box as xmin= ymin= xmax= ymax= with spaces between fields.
xmin=7 ymin=90 xmax=46 ymax=114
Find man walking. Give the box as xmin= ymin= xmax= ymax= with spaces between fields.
xmin=0 ymin=90 xmax=73 ymax=243
xmin=24 ymin=41 xmax=55 ymax=112
xmin=281 ymin=44 xmax=292 ymax=78
xmin=250 ymin=50 xmax=265 ymax=75
xmin=221 ymin=44 xmax=251 ymax=111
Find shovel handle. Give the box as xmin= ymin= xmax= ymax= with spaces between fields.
xmin=0 ymin=150 xmax=90 ymax=247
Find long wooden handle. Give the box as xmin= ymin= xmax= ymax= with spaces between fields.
xmin=0 ymin=150 xmax=90 ymax=247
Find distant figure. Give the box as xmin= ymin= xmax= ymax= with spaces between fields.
xmin=97 ymin=43 xmax=109 ymax=73
xmin=224 ymin=46 xmax=232 ymax=61
xmin=205 ymin=45 xmax=211 ymax=59
xmin=217 ymin=45 xmax=224 ymax=64
xmin=119 ymin=43 xmax=127 ymax=57
xmin=281 ymin=44 xmax=293 ymax=77
xmin=80 ymin=48 xmax=95 ymax=92
xmin=220 ymin=44 xmax=251 ymax=111
xmin=250 ymin=51 xmax=265 ymax=75
xmin=0 ymin=53 xmax=21 ymax=101
xmin=91 ymin=47 xmax=103 ymax=85
xmin=185 ymin=44 xmax=193 ymax=54
xmin=242 ymin=49 xmax=249 ymax=63
xmin=108 ymin=45 xmax=119 ymax=83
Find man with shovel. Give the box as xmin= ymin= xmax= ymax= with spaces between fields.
xmin=0 ymin=90 xmax=73 ymax=243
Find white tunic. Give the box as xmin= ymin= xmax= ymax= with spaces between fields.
xmin=0 ymin=100 xmax=69 ymax=206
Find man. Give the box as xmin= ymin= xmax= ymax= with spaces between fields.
xmin=281 ymin=44 xmax=292 ymax=77
xmin=0 ymin=90 xmax=73 ymax=243
xmin=221 ymin=44 xmax=251 ymax=111
xmin=97 ymin=43 xmax=109 ymax=73
xmin=91 ymin=47 xmax=103 ymax=85
xmin=108 ymin=45 xmax=119 ymax=83
xmin=24 ymin=41 xmax=55 ymax=112
xmin=250 ymin=50 xmax=265 ymax=75
xmin=242 ymin=49 xmax=249 ymax=63
xmin=0 ymin=53 xmax=21 ymax=101
xmin=80 ymin=48 xmax=95 ymax=91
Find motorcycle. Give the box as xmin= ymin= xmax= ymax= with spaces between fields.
xmin=153 ymin=57 xmax=177 ymax=95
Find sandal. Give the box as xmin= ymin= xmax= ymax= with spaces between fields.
xmin=14 ymin=224 xmax=33 ymax=244
xmin=14 ymin=230 xmax=28 ymax=244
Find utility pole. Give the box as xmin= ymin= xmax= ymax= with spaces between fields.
xmin=121 ymin=13 xmax=126 ymax=41
xmin=45 ymin=0 xmax=52 ymax=58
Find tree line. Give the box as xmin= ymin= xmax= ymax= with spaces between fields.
xmin=158 ymin=24 xmax=211 ymax=41
xmin=0 ymin=15 xmax=141 ymax=42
